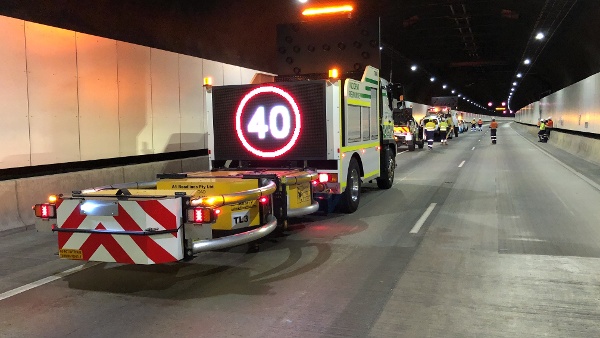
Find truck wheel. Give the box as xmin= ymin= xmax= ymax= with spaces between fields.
xmin=418 ymin=141 xmax=424 ymax=149
xmin=408 ymin=144 xmax=415 ymax=151
xmin=377 ymin=148 xmax=395 ymax=189
xmin=340 ymin=158 xmax=361 ymax=213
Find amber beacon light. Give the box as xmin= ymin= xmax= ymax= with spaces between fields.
xmin=302 ymin=5 xmax=354 ymax=16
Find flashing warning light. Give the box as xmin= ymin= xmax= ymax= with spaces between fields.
xmin=48 ymin=195 xmax=58 ymax=203
xmin=259 ymin=196 xmax=269 ymax=204
xmin=328 ymin=69 xmax=339 ymax=79
xmin=302 ymin=5 xmax=353 ymax=16
xmin=187 ymin=207 xmax=219 ymax=224
xmin=203 ymin=77 xmax=212 ymax=86
xmin=33 ymin=203 xmax=56 ymax=218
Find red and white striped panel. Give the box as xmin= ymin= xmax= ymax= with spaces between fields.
xmin=56 ymin=198 xmax=184 ymax=265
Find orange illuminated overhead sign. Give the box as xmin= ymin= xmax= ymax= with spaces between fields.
xmin=302 ymin=5 xmax=353 ymax=16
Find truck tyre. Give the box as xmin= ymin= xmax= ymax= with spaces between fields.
xmin=408 ymin=143 xmax=415 ymax=151
xmin=377 ymin=148 xmax=395 ymax=189
xmin=418 ymin=141 xmax=424 ymax=149
xmin=340 ymin=158 xmax=361 ymax=213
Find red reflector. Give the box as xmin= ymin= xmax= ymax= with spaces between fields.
xmin=319 ymin=173 xmax=329 ymax=183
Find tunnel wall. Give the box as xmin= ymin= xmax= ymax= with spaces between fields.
xmin=0 ymin=15 xmax=273 ymax=170
xmin=515 ymin=70 xmax=600 ymax=134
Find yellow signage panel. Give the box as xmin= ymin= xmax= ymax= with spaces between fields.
xmin=59 ymin=249 xmax=83 ymax=260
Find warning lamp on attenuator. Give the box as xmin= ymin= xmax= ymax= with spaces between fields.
xmin=187 ymin=207 xmax=220 ymax=224
xmin=33 ymin=203 xmax=56 ymax=219
xmin=203 ymin=77 xmax=213 ymax=86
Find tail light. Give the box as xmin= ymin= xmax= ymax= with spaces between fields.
xmin=258 ymin=195 xmax=272 ymax=223
xmin=318 ymin=173 xmax=338 ymax=183
xmin=187 ymin=207 xmax=220 ymax=224
xmin=33 ymin=203 xmax=56 ymax=218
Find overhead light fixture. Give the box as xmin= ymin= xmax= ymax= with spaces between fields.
xmin=458 ymin=94 xmax=462 ymax=97
xmin=511 ymin=88 xmax=515 ymax=91
xmin=411 ymin=65 xmax=417 ymax=71
xmin=442 ymin=84 xmax=447 ymax=89
xmin=302 ymin=5 xmax=353 ymax=16
xmin=517 ymin=73 xmax=522 ymax=78
xmin=502 ymin=102 xmax=506 ymax=106
xmin=524 ymin=59 xmax=531 ymax=65
xmin=535 ymin=32 xmax=545 ymax=40
xmin=430 ymin=77 xmax=435 ymax=82
xmin=488 ymin=102 xmax=493 ymax=107
xmin=379 ymin=46 xmax=383 ymax=50
xmin=451 ymin=90 xmax=455 ymax=94
xmin=513 ymin=82 xmax=517 ymax=86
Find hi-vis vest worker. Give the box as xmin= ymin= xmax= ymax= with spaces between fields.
xmin=439 ymin=120 xmax=448 ymax=131
xmin=425 ymin=120 xmax=436 ymax=150
xmin=439 ymin=120 xmax=449 ymax=145
xmin=490 ymin=118 xmax=498 ymax=144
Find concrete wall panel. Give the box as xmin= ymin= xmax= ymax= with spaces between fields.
xmin=223 ymin=63 xmax=241 ymax=85
xmin=180 ymin=55 xmax=205 ymax=150
xmin=0 ymin=17 xmax=30 ymax=169
xmin=117 ymin=41 xmax=153 ymax=156
xmin=151 ymin=49 xmax=181 ymax=153
xmin=26 ymin=22 xmax=80 ymax=165
xmin=76 ymin=33 xmax=120 ymax=160
xmin=0 ymin=180 xmax=25 ymax=232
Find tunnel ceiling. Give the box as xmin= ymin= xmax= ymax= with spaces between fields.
xmin=1 ymin=0 xmax=599 ymax=115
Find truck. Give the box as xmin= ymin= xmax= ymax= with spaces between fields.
xmin=392 ymin=105 xmax=424 ymax=151
xmin=32 ymin=18 xmax=397 ymax=265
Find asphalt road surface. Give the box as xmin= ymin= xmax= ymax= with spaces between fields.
xmin=1 ymin=121 xmax=600 ymax=337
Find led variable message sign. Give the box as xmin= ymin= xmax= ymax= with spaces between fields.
xmin=212 ymin=81 xmax=328 ymax=160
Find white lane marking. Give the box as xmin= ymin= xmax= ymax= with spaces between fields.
xmin=508 ymin=237 xmax=547 ymax=242
xmin=458 ymin=160 xmax=465 ymax=168
xmin=0 ymin=262 xmax=101 ymax=301
xmin=410 ymin=203 xmax=437 ymax=234
xmin=396 ymin=150 xmax=409 ymax=157
xmin=472 ymin=147 xmax=475 ymax=150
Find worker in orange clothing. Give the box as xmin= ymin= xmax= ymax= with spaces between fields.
xmin=477 ymin=118 xmax=483 ymax=131
xmin=490 ymin=118 xmax=498 ymax=144
xmin=545 ymin=117 xmax=553 ymax=140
